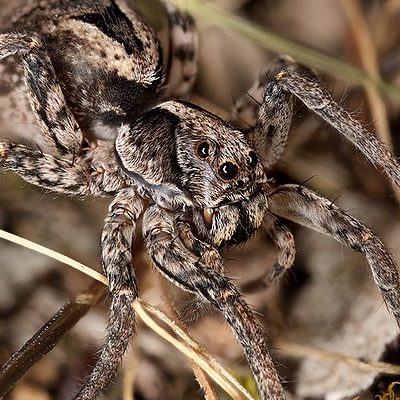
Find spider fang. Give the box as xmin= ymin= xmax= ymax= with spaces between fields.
xmin=203 ymin=207 xmax=214 ymax=228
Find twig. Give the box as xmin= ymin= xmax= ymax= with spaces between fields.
xmin=171 ymin=0 xmax=400 ymax=104
xmin=0 ymin=283 xmax=105 ymax=398
xmin=0 ymin=229 xmax=252 ymax=400
xmin=277 ymin=341 xmax=400 ymax=376
xmin=340 ymin=0 xmax=400 ymax=202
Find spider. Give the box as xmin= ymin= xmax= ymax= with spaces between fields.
xmin=0 ymin=1 xmax=400 ymax=399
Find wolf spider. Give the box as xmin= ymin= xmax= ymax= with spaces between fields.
xmin=0 ymin=1 xmax=400 ymax=399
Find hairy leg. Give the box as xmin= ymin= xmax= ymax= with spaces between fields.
xmin=0 ymin=141 xmax=125 ymax=196
xmin=175 ymin=221 xmax=224 ymax=320
xmin=233 ymin=57 xmax=400 ymax=183
xmin=242 ymin=210 xmax=296 ymax=293
xmin=143 ymin=205 xmax=287 ymax=400
xmin=272 ymin=69 xmax=400 ymax=184
xmin=162 ymin=3 xmax=198 ymax=99
xmin=231 ymin=57 xmax=302 ymax=167
xmin=75 ymin=188 xmax=143 ymax=400
xmin=267 ymin=184 xmax=400 ymax=326
xmin=0 ymin=33 xmax=82 ymax=156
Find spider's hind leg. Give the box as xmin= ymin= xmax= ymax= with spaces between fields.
xmin=0 ymin=140 xmax=126 ymax=197
xmin=162 ymin=4 xmax=198 ymax=99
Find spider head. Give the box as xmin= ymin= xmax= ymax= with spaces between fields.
xmin=166 ymin=101 xmax=267 ymax=208
xmin=164 ymin=101 xmax=268 ymax=247
xmin=115 ymin=100 xmax=268 ymax=246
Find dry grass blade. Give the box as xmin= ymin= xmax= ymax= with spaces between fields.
xmin=159 ymin=280 xmax=219 ymax=400
xmin=171 ymin=0 xmax=400 ymax=104
xmin=0 ymin=283 xmax=105 ymax=399
xmin=340 ymin=0 xmax=391 ymax=145
xmin=134 ymin=301 xmax=253 ymax=400
xmin=0 ymin=229 xmax=107 ymax=285
xmin=0 ymin=229 xmax=253 ymax=400
xmin=277 ymin=341 xmax=400 ymax=376
xmin=339 ymin=0 xmax=400 ymax=203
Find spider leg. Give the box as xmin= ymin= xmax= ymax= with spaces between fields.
xmin=0 ymin=33 xmax=82 ymax=156
xmin=75 ymin=188 xmax=143 ymax=400
xmin=231 ymin=56 xmax=296 ymax=129
xmin=262 ymin=212 xmax=296 ymax=287
xmin=0 ymin=141 xmax=125 ymax=196
xmin=267 ymin=184 xmax=400 ymax=327
xmin=143 ymin=205 xmax=287 ymax=400
xmin=231 ymin=57 xmax=309 ymax=168
xmin=162 ymin=3 xmax=198 ymax=99
xmin=176 ymin=221 xmax=224 ymax=320
xmin=177 ymin=222 xmax=224 ymax=274
xmin=242 ymin=210 xmax=296 ymax=293
xmin=271 ymin=69 xmax=400 ymax=185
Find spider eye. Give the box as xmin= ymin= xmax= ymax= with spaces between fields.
xmin=196 ymin=142 xmax=210 ymax=159
xmin=247 ymin=151 xmax=258 ymax=169
xmin=219 ymin=162 xmax=239 ymax=180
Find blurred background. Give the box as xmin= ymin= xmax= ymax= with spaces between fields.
xmin=1 ymin=0 xmax=400 ymax=399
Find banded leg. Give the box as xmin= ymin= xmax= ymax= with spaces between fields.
xmin=162 ymin=3 xmax=198 ymax=99
xmin=0 ymin=141 xmax=125 ymax=197
xmin=177 ymin=222 xmax=224 ymax=274
xmin=143 ymin=205 xmax=287 ymax=400
xmin=257 ymin=65 xmax=400 ymax=183
xmin=242 ymin=211 xmax=296 ymax=293
xmin=231 ymin=57 xmax=304 ymax=168
xmin=267 ymin=184 xmax=400 ymax=327
xmin=177 ymin=221 xmax=224 ymax=320
xmin=75 ymin=188 xmax=143 ymax=400
xmin=0 ymin=33 xmax=82 ymax=156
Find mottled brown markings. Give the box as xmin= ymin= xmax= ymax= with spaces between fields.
xmin=74 ymin=0 xmax=144 ymax=55
xmin=1 ymin=3 xmax=400 ymax=400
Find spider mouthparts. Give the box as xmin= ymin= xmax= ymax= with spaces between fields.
xmin=203 ymin=207 xmax=214 ymax=229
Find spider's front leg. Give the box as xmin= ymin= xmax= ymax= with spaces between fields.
xmin=255 ymin=61 xmax=400 ymax=184
xmin=76 ymin=188 xmax=144 ymax=400
xmin=235 ymin=57 xmax=400 ymax=186
xmin=0 ymin=33 xmax=82 ymax=156
xmin=143 ymin=205 xmax=287 ymax=400
xmin=275 ymin=69 xmax=400 ymax=184
xmin=268 ymin=184 xmax=400 ymax=326
xmin=0 ymin=139 xmax=126 ymax=197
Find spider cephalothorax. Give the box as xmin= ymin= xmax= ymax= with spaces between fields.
xmin=115 ymin=100 xmax=267 ymax=242
xmin=1 ymin=1 xmax=400 ymax=400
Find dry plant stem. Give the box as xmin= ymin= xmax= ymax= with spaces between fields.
xmin=135 ymin=300 xmax=253 ymax=400
xmin=277 ymin=341 xmax=400 ymax=376
xmin=0 ymin=283 xmax=105 ymax=399
xmin=160 ymin=280 xmax=220 ymax=400
xmin=172 ymin=0 xmax=400 ymax=104
xmin=3 ymin=229 xmax=400 ymax=394
xmin=340 ymin=0 xmax=391 ymax=145
xmin=0 ymin=230 xmax=108 ymax=285
xmin=0 ymin=229 xmax=253 ymax=400
xmin=123 ymin=347 xmax=139 ymax=400
xmin=340 ymin=0 xmax=400 ymax=201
